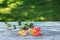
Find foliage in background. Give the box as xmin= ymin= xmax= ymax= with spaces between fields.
xmin=0 ymin=0 xmax=60 ymax=21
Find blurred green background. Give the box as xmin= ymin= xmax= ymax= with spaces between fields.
xmin=0 ymin=0 xmax=60 ymax=21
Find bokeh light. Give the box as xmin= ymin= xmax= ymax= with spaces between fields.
xmin=0 ymin=0 xmax=4 ymax=4
xmin=40 ymin=17 xmax=45 ymax=20
xmin=0 ymin=0 xmax=60 ymax=21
